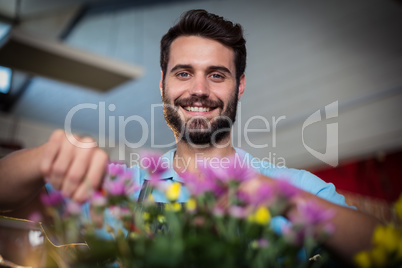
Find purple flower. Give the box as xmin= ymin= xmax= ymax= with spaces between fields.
xmin=141 ymin=151 xmax=168 ymax=175
xmin=239 ymin=182 xmax=274 ymax=207
xmin=103 ymin=178 xmax=126 ymax=196
xmin=140 ymin=151 xmax=169 ymax=187
xmin=212 ymin=206 xmax=225 ymax=217
xmin=237 ymin=190 xmax=251 ymax=203
xmin=40 ymin=190 xmax=64 ymax=206
xmin=282 ymin=224 xmax=305 ymax=246
xmin=293 ymin=200 xmax=335 ymax=226
xmin=90 ymin=191 xmax=107 ymax=207
xmin=198 ymin=155 xmax=255 ymax=184
xmin=66 ymin=201 xmax=82 ymax=216
xmin=148 ymin=173 xmax=163 ymax=187
xmin=256 ymin=238 xmax=269 ymax=248
xmin=275 ymin=179 xmax=299 ymax=199
xmin=180 ymin=171 xmax=224 ymax=197
xmin=228 ymin=205 xmax=248 ymax=219
xmin=107 ymin=162 xmax=125 ymax=177
xmin=103 ymin=169 xmax=139 ymax=197
xmin=109 ymin=206 xmax=131 ymax=220
xmin=28 ymin=212 xmax=43 ymax=223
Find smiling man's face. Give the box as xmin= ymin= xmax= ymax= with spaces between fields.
xmin=160 ymin=35 xmax=245 ymax=146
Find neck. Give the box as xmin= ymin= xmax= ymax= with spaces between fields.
xmin=173 ymin=134 xmax=235 ymax=175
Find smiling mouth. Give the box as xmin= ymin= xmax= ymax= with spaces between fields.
xmin=183 ymin=106 xmax=213 ymax=112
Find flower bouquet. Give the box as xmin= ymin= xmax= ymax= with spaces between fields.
xmin=354 ymin=194 xmax=402 ymax=268
xmin=36 ymin=153 xmax=336 ymax=268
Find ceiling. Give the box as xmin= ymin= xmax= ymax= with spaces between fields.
xmin=1 ymin=0 xmax=402 ymax=170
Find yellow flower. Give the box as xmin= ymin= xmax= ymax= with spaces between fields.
xmin=395 ymin=194 xmax=402 ymax=221
xmin=165 ymin=202 xmax=181 ymax=212
xmin=186 ymin=198 xmax=197 ymax=212
xmin=370 ymin=247 xmax=387 ymax=267
xmin=145 ymin=223 xmax=151 ymax=233
xmin=157 ymin=215 xmax=166 ymax=223
xmin=166 ymin=182 xmax=181 ymax=201
xmin=129 ymin=232 xmax=140 ymax=240
xmin=142 ymin=212 xmax=150 ymax=221
xmin=354 ymin=251 xmax=371 ymax=268
xmin=248 ymin=206 xmax=271 ymax=225
xmin=372 ymin=225 xmax=400 ymax=253
xmin=146 ymin=194 xmax=154 ymax=203
xmin=397 ymin=239 xmax=402 ymax=259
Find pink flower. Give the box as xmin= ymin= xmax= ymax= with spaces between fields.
xmin=141 ymin=151 xmax=169 ymax=187
xmin=148 ymin=174 xmax=163 ymax=187
xmin=212 ymin=206 xmax=225 ymax=217
xmin=193 ymin=216 xmax=205 ymax=226
xmin=198 ymin=155 xmax=255 ymax=184
xmin=109 ymin=206 xmax=131 ymax=219
xmin=180 ymin=171 xmax=224 ymax=197
xmin=238 ymin=182 xmax=274 ymax=207
xmin=103 ymin=169 xmax=139 ymax=197
xmin=256 ymin=238 xmax=269 ymax=248
xmin=103 ymin=178 xmax=126 ymax=196
xmin=293 ymin=200 xmax=335 ymax=226
xmin=40 ymin=190 xmax=64 ymax=206
xmin=282 ymin=224 xmax=305 ymax=246
xmin=28 ymin=211 xmax=43 ymax=223
xmin=141 ymin=151 xmax=168 ymax=174
xmin=90 ymin=191 xmax=107 ymax=207
xmin=66 ymin=201 xmax=82 ymax=216
xmin=275 ymin=179 xmax=300 ymax=199
xmin=228 ymin=205 xmax=248 ymax=219
xmin=107 ymin=162 xmax=125 ymax=177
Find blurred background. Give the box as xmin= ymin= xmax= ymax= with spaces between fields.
xmin=0 ymin=0 xmax=401 ymax=221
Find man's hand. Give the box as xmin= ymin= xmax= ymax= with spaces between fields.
xmin=40 ymin=130 xmax=108 ymax=203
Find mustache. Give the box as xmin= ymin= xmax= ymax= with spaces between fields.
xmin=174 ymin=96 xmax=224 ymax=109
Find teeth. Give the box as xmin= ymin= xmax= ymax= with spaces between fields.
xmin=184 ymin=106 xmax=211 ymax=112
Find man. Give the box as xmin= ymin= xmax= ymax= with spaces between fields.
xmin=0 ymin=9 xmax=380 ymax=266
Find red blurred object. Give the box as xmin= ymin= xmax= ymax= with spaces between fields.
xmin=312 ymin=150 xmax=402 ymax=203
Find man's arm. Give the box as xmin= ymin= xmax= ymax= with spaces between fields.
xmin=0 ymin=145 xmax=46 ymax=211
xmin=0 ymin=129 xmax=108 ymax=214
xmin=241 ymin=174 xmax=381 ymax=267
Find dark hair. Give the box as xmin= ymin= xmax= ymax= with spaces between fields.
xmin=160 ymin=9 xmax=246 ymax=86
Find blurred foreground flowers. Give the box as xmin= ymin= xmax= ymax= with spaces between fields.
xmin=36 ymin=154 xmax=336 ymax=268
xmin=354 ymin=194 xmax=402 ymax=268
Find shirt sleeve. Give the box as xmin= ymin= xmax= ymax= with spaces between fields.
xmin=257 ymin=162 xmax=350 ymax=207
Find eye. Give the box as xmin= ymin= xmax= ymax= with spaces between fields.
xmin=210 ymin=73 xmax=225 ymax=81
xmin=176 ymin=72 xmax=190 ymax=79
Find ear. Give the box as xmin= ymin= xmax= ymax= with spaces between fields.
xmin=159 ymin=71 xmax=164 ymax=97
xmin=237 ymin=74 xmax=245 ymax=100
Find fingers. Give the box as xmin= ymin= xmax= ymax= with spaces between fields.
xmin=61 ymin=137 xmax=94 ymax=197
xmin=40 ymin=129 xmax=65 ymax=177
xmin=51 ymin=136 xmax=75 ymax=190
xmin=41 ymin=130 xmax=108 ymax=203
xmin=72 ymin=149 xmax=108 ymax=203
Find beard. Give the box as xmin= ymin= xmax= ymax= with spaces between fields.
xmin=162 ymin=86 xmax=239 ymax=146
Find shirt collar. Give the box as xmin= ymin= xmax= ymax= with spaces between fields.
xmin=158 ymin=147 xmax=253 ymax=183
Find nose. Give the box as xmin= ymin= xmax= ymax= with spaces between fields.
xmin=189 ymin=76 xmax=210 ymax=97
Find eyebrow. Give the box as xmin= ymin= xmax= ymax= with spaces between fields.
xmin=170 ymin=64 xmax=232 ymax=76
xmin=170 ymin=64 xmax=192 ymax=73
xmin=208 ymin=65 xmax=232 ymax=75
